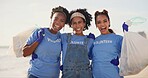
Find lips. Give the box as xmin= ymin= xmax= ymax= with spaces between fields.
xmin=100 ymin=27 xmax=106 ymax=31
xmin=76 ymin=28 xmax=81 ymax=31
xmin=53 ymin=25 xmax=60 ymax=29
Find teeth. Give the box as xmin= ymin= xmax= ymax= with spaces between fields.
xmin=54 ymin=25 xmax=60 ymax=29
xmin=76 ymin=28 xmax=81 ymax=31
xmin=100 ymin=27 xmax=106 ymax=30
xmin=55 ymin=25 xmax=60 ymax=28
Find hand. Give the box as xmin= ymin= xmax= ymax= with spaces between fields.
xmin=60 ymin=65 xmax=63 ymax=71
xmin=110 ymin=56 xmax=119 ymax=66
xmin=122 ymin=22 xmax=128 ymax=32
xmin=32 ymin=52 xmax=38 ymax=60
xmin=36 ymin=28 xmax=44 ymax=43
xmin=87 ymin=33 xmax=95 ymax=40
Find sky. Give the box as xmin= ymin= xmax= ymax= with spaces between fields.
xmin=1 ymin=0 xmax=148 ymax=46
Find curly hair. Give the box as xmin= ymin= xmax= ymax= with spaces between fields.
xmin=69 ymin=8 xmax=92 ymax=31
xmin=50 ymin=6 xmax=69 ymax=24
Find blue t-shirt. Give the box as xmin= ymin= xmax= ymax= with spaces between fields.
xmin=92 ymin=33 xmax=123 ymax=62
xmin=61 ymin=33 xmax=94 ymax=64
xmin=26 ymin=28 xmax=61 ymax=78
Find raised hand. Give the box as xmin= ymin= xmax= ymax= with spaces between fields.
xmin=122 ymin=22 xmax=129 ymax=32
xmin=36 ymin=28 xmax=45 ymax=44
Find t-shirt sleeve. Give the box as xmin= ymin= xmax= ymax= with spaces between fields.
xmin=26 ymin=28 xmax=40 ymax=45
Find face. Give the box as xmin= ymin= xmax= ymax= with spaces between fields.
xmin=71 ymin=16 xmax=85 ymax=35
xmin=95 ymin=15 xmax=110 ymax=35
xmin=50 ymin=12 xmax=66 ymax=33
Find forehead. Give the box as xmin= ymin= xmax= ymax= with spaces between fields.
xmin=96 ymin=15 xmax=108 ymax=20
xmin=53 ymin=12 xmax=66 ymax=18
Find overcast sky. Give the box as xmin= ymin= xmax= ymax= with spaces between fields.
xmin=1 ymin=0 xmax=148 ymax=46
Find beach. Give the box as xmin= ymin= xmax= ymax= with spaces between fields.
xmin=0 ymin=47 xmax=148 ymax=78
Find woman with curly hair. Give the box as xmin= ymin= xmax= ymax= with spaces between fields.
xmin=92 ymin=9 xmax=123 ymax=78
xmin=23 ymin=6 xmax=69 ymax=78
xmin=61 ymin=8 xmax=95 ymax=78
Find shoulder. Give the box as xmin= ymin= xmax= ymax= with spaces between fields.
xmin=115 ymin=34 xmax=123 ymax=39
xmin=114 ymin=34 xmax=123 ymax=42
xmin=95 ymin=35 xmax=102 ymax=40
xmin=61 ymin=33 xmax=71 ymax=40
xmin=61 ymin=33 xmax=69 ymax=37
xmin=33 ymin=27 xmax=45 ymax=33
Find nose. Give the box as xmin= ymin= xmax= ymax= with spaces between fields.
xmin=55 ymin=20 xmax=60 ymax=25
xmin=100 ymin=22 xmax=105 ymax=27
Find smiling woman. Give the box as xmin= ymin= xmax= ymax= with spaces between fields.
xmin=22 ymin=6 xmax=69 ymax=78
xmin=60 ymin=8 xmax=94 ymax=78
xmin=92 ymin=9 xmax=123 ymax=78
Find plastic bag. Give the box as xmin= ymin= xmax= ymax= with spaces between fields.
xmin=125 ymin=17 xmax=147 ymax=27
xmin=10 ymin=27 xmax=37 ymax=58
xmin=120 ymin=32 xmax=148 ymax=76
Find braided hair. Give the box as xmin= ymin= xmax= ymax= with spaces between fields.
xmin=50 ymin=6 xmax=69 ymax=24
xmin=69 ymin=8 xmax=92 ymax=31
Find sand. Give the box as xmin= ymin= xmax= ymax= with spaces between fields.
xmin=0 ymin=48 xmax=147 ymax=78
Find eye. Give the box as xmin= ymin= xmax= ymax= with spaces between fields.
xmin=60 ymin=19 xmax=65 ymax=23
xmin=97 ymin=21 xmax=101 ymax=24
xmin=53 ymin=17 xmax=58 ymax=21
xmin=72 ymin=22 xmax=76 ymax=25
xmin=103 ymin=19 xmax=108 ymax=23
xmin=78 ymin=21 xmax=82 ymax=24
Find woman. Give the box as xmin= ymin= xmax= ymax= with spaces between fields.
xmin=92 ymin=10 xmax=123 ymax=78
xmin=61 ymin=8 xmax=94 ymax=78
xmin=22 ymin=6 xmax=69 ymax=78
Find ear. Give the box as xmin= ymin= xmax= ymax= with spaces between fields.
xmin=71 ymin=25 xmax=74 ymax=28
xmin=109 ymin=21 xmax=110 ymax=27
xmin=84 ymin=23 xmax=86 ymax=27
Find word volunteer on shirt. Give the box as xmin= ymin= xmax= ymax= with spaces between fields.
xmin=47 ymin=38 xmax=61 ymax=43
xmin=94 ymin=40 xmax=112 ymax=44
xmin=70 ymin=41 xmax=84 ymax=45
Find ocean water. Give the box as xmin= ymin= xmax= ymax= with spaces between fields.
xmin=0 ymin=47 xmax=148 ymax=78
xmin=0 ymin=47 xmax=30 ymax=78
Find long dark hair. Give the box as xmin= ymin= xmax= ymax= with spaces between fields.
xmin=94 ymin=9 xmax=114 ymax=33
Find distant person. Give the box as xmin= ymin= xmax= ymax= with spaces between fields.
xmin=61 ymin=8 xmax=95 ymax=78
xmin=22 ymin=6 xmax=69 ymax=78
xmin=92 ymin=9 xmax=124 ymax=78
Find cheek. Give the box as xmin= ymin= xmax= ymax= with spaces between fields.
xmin=61 ymin=23 xmax=65 ymax=26
xmin=71 ymin=24 xmax=76 ymax=29
xmin=96 ymin=24 xmax=100 ymax=28
xmin=96 ymin=25 xmax=102 ymax=31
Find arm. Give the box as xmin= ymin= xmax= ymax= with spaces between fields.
xmin=87 ymin=33 xmax=95 ymax=60
xmin=23 ymin=42 xmax=39 ymax=57
xmin=23 ymin=28 xmax=44 ymax=57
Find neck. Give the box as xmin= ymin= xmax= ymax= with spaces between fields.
xmin=74 ymin=32 xmax=84 ymax=36
xmin=101 ymin=31 xmax=111 ymax=35
xmin=49 ymin=28 xmax=57 ymax=34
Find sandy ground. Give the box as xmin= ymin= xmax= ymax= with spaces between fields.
xmin=0 ymin=49 xmax=148 ymax=78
